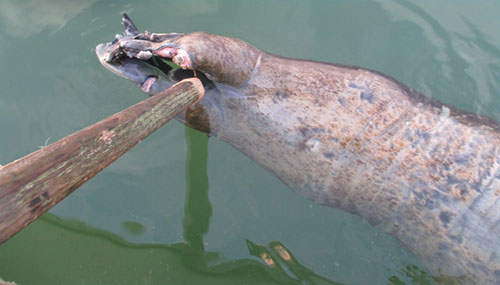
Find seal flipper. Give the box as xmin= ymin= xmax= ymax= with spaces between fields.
xmin=121 ymin=13 xmax=139 ymax=36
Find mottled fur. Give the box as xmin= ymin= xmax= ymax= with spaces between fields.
xmin=176 ymin=33 xmax=500 ymax=283
xmin=99 ymin=28 xmax=500 ymax=283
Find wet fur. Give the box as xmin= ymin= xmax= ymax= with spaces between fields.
xmin=163 ymin=33 xmax=500 ymax=283
xmin=104 ymin=26 xmax=500 ymax=283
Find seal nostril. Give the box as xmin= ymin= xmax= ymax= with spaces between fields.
xmin=112 ymin=33 xmax=123 ymax=45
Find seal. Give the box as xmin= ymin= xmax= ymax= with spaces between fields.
xmin=96 ymin=14 xmax=500 ymax=284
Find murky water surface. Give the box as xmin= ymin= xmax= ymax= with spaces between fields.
xmin=0 ymin=1 xmax=498 ymax=284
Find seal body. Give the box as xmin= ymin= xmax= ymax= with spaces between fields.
xmin=99 ymin=31 xmax=500 ymax=283
xmin=176 ymin=33 xmax=500 ymax=283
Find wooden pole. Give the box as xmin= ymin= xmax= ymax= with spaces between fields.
xmin=0 ymin=78 xmax=205 ymax=244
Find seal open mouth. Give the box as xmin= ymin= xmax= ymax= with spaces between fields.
xmin=95 ymin=14 xmax=213 ymax=96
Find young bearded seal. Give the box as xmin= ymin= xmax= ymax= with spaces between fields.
xmin=96 ymin=14 xmax=500 ymax=284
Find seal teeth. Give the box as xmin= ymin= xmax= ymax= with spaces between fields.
xmin=136 ymin=50 xmax=153 ymax=60
xmin=140 ymin=76 xmax=157 ymax=93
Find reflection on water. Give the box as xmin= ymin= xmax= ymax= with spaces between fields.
xmin=177 ymin=127 xmax=336 ymax=284
xmin=0 ymin=127 xmax=342 ymax=284
xmin=246 ymin=239 xmax=341 ymax=284
xmin=375 ymin=0 xmax=500 ymax=119
xmin=183 ymin=126 xmax=212 ymax=252
xmin=1 ymin=214 xmax=341 ymax=284
xmin=0 ymin=126 xmax=433 ymax=285
xmin=182 ymin=126 xmax=340 ymax=284
xmin=0 ymin=0 xmax=97 ymax=38
xmin=0 ymin=214 xmax=435 ymax=284
xmin=180 ymin=126 xmax=338 ymax=283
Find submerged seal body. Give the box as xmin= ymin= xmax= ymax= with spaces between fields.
xmin=97 ymin=17 xmax=500 ymax=283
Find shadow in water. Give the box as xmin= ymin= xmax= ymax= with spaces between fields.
xmin=178 ymin=126 xmax=341 ymax=284
xmin=182 ymin=125 xmax=212 ymax=252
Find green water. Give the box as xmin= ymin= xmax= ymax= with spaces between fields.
xmin=0 ymin=1 xmax=498 ymax=284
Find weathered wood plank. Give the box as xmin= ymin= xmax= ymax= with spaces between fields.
xmin=0 ymin=78 xmax=205 ymax=244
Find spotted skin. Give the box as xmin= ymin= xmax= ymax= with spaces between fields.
xmin=100 ymin=30 xmax=500 ymax=283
